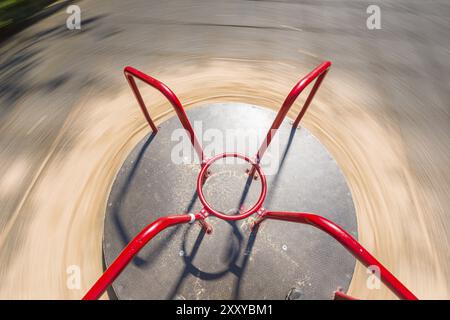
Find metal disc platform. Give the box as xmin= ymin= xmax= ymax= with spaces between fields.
xmin=103 ymin=102 xmax=357 ymax=300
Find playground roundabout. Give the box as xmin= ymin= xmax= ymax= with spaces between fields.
xmin=0 ymin=1 xmax=448 ymax=298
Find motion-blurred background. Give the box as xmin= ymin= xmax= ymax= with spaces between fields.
xmin=0 ymin=0 xmax=448 ymax=299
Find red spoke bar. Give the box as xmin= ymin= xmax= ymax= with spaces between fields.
xmin=253 ymin=211 xmax=418 ymax=300
xmin=86 ymin=62 xmax=418 ymax=301
xmin=124 ymin=66 xmax=205 ymax=164
xmin=83 ymin=213 xmax=204 ymax=300
xmin=255 ymin=61 xmax=331 ymax=163
xmin=334 ymin=290 xmax=357 ymax=300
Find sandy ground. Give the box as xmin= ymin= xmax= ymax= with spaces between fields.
xmin=0 ymin=0 xmax=449 ymax=299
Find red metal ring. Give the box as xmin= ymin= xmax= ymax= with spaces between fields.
xmin=197 ymin=153 xmax=267 ymax=221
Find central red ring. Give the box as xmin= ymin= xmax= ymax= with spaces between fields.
xmin=197 ymin=152 xmax=267 ymax=221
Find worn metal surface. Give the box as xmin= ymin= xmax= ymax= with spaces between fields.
xmin=103 ymin=102 xmax=357 ymax=300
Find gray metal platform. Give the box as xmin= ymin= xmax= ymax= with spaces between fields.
xmin=103 ymin=102 xmax=357 ymax=300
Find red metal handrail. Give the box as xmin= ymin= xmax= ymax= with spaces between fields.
xmin=334 ymin=290 xmax=357 ymax=300
xmin=256 ymin=61 xmax=331 ymax=162
xmin=197 ymin=153 xmax=267 ymax=220
xmin=83 ymin=212 xmax=204 ymax=300
xmin=124 ymin=66 xmax=205 ymax=164
xmin=252 ymin=211 xmax=418 ymax=300
xmin=85 ymin=63 xmax=419 ymax=301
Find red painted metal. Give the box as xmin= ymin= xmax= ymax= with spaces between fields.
xmin=253 ymin=211 xmax=418 ymax=300
xmin=292 ymin=69 xmax=329 ymax=127
xmin=334 ymin=290 xmax=357 ymax=300
xmin=255 ymin=61 xmax=331 ymax=162
xmin=197 ymin=153 xmax=267 ymax=221
xmin=83 ymin=212 xmax=204 ymax=300
xmin=124 ymin=66 xmax=205 ymax=164
xmin=124 ymin=68 xmax=158 ymax=133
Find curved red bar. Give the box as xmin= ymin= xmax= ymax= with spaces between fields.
xmin=256 ymin=61 xmax=331 ymax=162
xmin=197 ymin=152 xmax=267 ymax=220
xmin=83 ymin=213 xmax=203 ymax=300
xmin=259 ymin=211 xmax=418 ymax=300
xmin=124 ymin=66 xmax=205 ymax=164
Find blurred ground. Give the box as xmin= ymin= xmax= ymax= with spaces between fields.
xmin=0 ymin=0 xmax=56 ymax=34
xmin=0 ymin=0 xmax=448 ymax=299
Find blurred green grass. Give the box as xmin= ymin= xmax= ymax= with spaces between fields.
xmin=0 ymin=0 xmax=56 ymax=30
